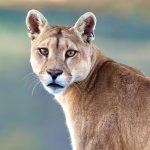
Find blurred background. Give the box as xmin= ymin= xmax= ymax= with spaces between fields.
xmin=0 ymin=0 xmax=150 ymax=150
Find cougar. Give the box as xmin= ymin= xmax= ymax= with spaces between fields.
xmin=26 ymin=9 xmax=150 ymax=150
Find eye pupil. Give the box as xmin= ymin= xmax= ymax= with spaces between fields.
xmin=68 ymin=51 xmax=74 ymax=56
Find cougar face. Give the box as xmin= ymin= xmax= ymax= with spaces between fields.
xmin=26 ymin=10 xmax=96 ymax=94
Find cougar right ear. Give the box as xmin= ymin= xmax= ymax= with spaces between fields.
xmin=26 ymin=9 xmax=48 ymax=40
xmin=73 ymin=12 xmax=97 ymax=43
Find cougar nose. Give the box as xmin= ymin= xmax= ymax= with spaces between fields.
xmin=47 ymin=69 xmax=63 ymax=80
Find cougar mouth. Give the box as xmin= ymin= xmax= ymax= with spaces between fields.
xmin=47 ymin=82 xmax=64 ymax=88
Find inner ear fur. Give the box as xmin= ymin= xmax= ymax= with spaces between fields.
xmin=73 ymin=12 xmax=97 ymax=43
xmin=26 ymin=9 xmax=48 ymax=40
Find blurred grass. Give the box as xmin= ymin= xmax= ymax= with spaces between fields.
xmin=0 ymin=8 xmax=150 ymax=150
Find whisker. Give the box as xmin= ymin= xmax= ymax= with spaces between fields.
xmin=23 ymin=72 xmax=40 ymax=90
xmin=23 ymin=72 xmax=36 ymax=80
xmin=27 ymin=78 xmax=40 ymax=90
xmin=32 ymin=81 xmax=41 ymax=96
xmin=27 ymin=76 xmax=39 ymax=83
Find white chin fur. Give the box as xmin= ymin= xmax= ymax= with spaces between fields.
xmin=41 ymin=73 xmax=69 ymax=95
xmin=43 ymin=84 xmax=65 ymax=94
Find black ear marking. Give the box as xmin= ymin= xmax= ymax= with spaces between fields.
xmin=26 ymin=9 xmax=48 ymax=39
xmin=73 ymin=12 xmax=97 ymax=43
xmin=28 ymin=14 xmax=40 ymax=34
xmin=83 ymin=16 xmax=95 ymax=42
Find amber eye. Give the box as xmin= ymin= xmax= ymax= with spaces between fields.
xmin=38 ymin=48 xmax=49 ymax=57
xmin=65 ymin=50 xmax=77 ymax=58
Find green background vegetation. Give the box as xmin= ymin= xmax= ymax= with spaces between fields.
xmin=0 ymin=1 xmax=150 ymax=149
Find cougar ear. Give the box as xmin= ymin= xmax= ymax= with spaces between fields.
xmin=26 ymin=9 xmax=48 ymax=40
xmin=73 ymin=12 xmax=96 ymax=43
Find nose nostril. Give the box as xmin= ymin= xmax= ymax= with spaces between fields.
xmin=47 ymin=69 xmax=63 ymax=80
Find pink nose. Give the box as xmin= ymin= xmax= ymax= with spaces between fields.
xmin=47 ymin=69 xmax=63 ymax=80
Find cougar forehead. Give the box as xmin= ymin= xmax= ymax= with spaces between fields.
xmin=32 ymin=26 xmax=80 ymax=45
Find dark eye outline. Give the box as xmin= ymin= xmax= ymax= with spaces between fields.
xmin=65 ymin=50 xmax=78 ymax=58
xmin=38 ymin=48 xmax=49 ymax=57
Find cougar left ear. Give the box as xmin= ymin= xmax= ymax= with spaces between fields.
xmin=26 ymin=9 xmax=48 ymax=40
xmin=73 ymin=12 xmax=97 ymax=43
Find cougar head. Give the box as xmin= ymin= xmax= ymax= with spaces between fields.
xmin=26 ymin=9 xmax=97 ymax=94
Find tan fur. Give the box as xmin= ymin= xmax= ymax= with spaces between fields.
xmin=26 ymin=10 xmax=150 ymax=150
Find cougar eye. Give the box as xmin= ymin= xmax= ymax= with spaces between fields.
xmin=38 ymin=48 xmax=49 ymax=57
xmin=65 ymin=50 xmax=77 ymax=58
